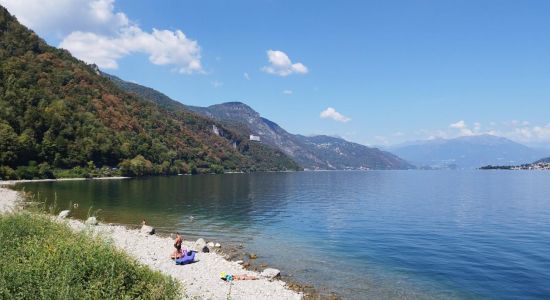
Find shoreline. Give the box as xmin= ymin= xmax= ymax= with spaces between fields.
xmin=0 ymin=176 xmax=130 ymax=186
xmin=0 ymin=186 xmax=302 ymax=300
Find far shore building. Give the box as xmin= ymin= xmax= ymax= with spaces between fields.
xmin=249 ymin=135 xmax=261 ymax=142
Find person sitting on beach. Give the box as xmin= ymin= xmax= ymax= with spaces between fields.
xmin=171 ymin=233 xmax=183 ymax=259
xmin=220 ymin=272 xmax=258 ymax=281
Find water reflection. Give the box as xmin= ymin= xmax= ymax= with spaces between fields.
xmin=18 ymin=173 xmax=296 ymax=241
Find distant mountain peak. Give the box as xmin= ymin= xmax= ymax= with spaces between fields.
xmin=209 ymin=102 xmax=257 ymax=113
xmin=204 ymin=102 xmax=260 ymax=120
xmin=212 ymin=101 xmax=249 ymax=107
xmin=390 ymin=134 xmax=550 ymax=169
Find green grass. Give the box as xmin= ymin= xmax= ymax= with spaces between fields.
xmin=0 ymin=212 xmax=181 ymax=299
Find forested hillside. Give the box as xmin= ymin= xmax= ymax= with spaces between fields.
xmin=0 ymin=6 xmax=299 ymax=179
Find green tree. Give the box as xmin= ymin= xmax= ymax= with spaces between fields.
xmin=119 ymin=155 xmax=153 ymax=177
xmin=0 ymin=122 xmax=19 ymax=165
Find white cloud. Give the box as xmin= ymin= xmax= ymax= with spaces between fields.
xmin=320 ymin=107 xmax=351 ymax=123
xmin=282 ymin=89 xmax=293 ymax=95
xmin=449 ymin=120 xmax=473 ymax=136
xmin=261 ymin=50 xmax=308 ymax=76
xmin=449 ymin=120 xmax=466 ymax=129
xmin=0 ymin=0 xmax=128 ymax=36
xmin=243 ymin=72 xmax=250 ymax=80
xmin=500 ymin=123 xmax=550 ymax=146
xmin=1 ymin=0 xmax=203 ymax=73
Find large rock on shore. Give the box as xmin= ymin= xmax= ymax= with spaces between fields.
xmin=57 ymin=210 xmax=70 ymax=219
xmin=260 ymin=268 xmax=281 ymax=279
xmin=85 ymin=217 xmax=98 ymax=226
xmin=194 ymin=238 xmax=210 ymax=252
xmin=140 ymin=225 xmax=155 ymax=235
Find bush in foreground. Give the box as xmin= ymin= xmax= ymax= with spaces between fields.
xmin=0 ymin=213 xmax=181 ymax=299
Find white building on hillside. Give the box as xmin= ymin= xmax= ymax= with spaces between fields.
xmin=249 ymin=135 xmax=261 ymax=142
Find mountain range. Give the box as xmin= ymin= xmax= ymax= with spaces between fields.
xmin=106 ymin=74 xmax=413 ymax=170
xmin=389 ymin=135 xmax=550 ymax=169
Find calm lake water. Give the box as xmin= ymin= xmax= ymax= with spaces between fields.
xmin=18 ymin=171 xmax=550 ymax=299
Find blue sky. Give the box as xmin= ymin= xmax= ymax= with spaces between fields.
xmin=2 ymin=0 xmax=550 ymax=147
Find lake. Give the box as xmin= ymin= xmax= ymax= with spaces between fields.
xmin=17 ymin=171 xmax=550 ymax=299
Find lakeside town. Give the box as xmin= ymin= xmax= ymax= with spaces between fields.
xmin=480 ymin=161 xmax=550 ymax=170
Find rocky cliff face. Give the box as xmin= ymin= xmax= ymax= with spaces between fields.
xmin=187 ymin=103 xmax=327 ymax=168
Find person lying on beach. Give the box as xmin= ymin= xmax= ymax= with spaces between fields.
xmin=171 ymin=233 xmax=183 ymax=259
xmin=220 ymin=272 xmax=258 ymax=281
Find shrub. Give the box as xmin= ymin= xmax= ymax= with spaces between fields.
xmin=0 ymin=165 xmax=17 ymax=180
xmin=15 ymin=164 xmax=39 ymax=180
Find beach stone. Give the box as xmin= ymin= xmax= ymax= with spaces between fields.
xmin=207 ymin=242 xmax=215 ymax=248
xmin=85 ymin=217 xmax=98 ymax=226
xmin=202 ymin=246 xmax=210 ymax=253
xmin=261 ymin=268 xmax=281 ymax=279
xmin=214 ymin=242 xmax=221 ymax=248
xmin=57 ymin=210 xmax=70 ymax=219
xmin=248 ymin=253 xmax=258 ymax=259
xmin=140 ymin=225 xmax=155 ymax=235
xmin=194 ymin=238 xmax=207 ymax=251
xmin=235 ymin=260 xmax=244 ymax=264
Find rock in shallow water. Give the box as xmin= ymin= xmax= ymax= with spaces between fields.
xmin=85 ymin=217 xmax=98 ymax=226
xmin=261 ymin=268 xmax=281 ymax=279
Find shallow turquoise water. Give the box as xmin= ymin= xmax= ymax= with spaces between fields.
xmin=18 ymin=171 xmax=550 ymax=299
